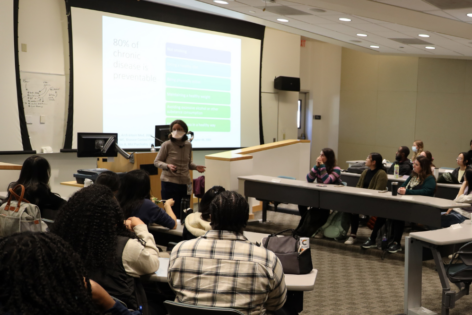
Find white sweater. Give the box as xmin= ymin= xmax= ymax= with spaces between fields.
xmin=122 ymin=224 xmax=160 ymax=277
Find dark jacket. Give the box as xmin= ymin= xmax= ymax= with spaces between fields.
xmin=400 ymin=175 xmax=436 ymax=197
xmin=451 ymin=166 xmax=472 ymax=183
xmin=387 ymin=160 xmax=413 ymax=176
xmin=356 ymin=169 xmax=388 ymax=190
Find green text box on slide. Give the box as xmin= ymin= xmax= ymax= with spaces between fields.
xmin=165 ymin=118 xmax=230 ymax=132
xmin=166 ymin=73 xmax=230 ymax=91
xmin=166 ymin=103 xmax=230 ymax=118
xmin=166 ymin=88 xmax=230 ymax=104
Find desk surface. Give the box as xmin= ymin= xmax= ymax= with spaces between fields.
xmin=239 ymin=175 xmax=468 ymax=210
xmin=60 ymin=181 xmax=84 ymax=188
xmin=0 ymin=162 xmax=22 ymax=170
xmin=410 ymin=223 xmax=472 ymax=245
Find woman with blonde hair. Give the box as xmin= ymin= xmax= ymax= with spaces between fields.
xmin=412 ymin=140 xmax=424 ymax=161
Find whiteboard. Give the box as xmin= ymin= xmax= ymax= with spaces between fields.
xmin=20 ymin=71 xmax=66 ymax=152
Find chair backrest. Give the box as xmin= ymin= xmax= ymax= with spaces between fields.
xmin=164 ymin=301 xmax=245 ymax=315
xmin=447 ymin=242 xmax=472 ymax=283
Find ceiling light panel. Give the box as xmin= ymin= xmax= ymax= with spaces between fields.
xmin=339 ymin=18 xmax=351 ymax=21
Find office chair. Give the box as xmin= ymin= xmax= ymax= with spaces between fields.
xmin=447 ymin=242 xmax=472 ymax=286
xmin=164 ymin=301 xmax=244 ymax=315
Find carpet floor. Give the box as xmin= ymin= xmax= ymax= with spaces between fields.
xmin=245 ymin=209 xmax=472 ymax=315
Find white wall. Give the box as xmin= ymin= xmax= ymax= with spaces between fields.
xmin=2 ymin=1 xmax=310 ymax=198
xmin=300 ymin=40 xmax=342 ymax=167
xmin=261 ymin=28 xmax=301 ymax=142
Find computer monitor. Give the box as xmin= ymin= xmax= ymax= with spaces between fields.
xmin=77 ymin=133 xmax=118 ymax=158
xmin=155 ymin=125 xmax=170 ymax=146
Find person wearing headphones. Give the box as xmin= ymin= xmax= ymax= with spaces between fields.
xmin=154 ymin=120 xmax=206 ymax=219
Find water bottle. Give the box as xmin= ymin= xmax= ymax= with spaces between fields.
xmin=394 ymin=164 xmax=399 ymax=179
xmin=381 ymin=233 xmax=388 ymax=250
xmin=150 ymin=144 xmax=155 ymax=152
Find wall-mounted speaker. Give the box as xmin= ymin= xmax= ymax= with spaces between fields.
xmin=274 ymin=76 xmax=300 ymax=91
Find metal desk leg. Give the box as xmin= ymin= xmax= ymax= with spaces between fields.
xmin=405 ymin=237 xmax=434 ymax=315
xmin=262 ymin=201 xmax=268 ymax=223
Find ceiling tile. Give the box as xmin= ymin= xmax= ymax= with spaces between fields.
xmin=348 ymin=23 xmax=398 ymax=33
xmin=423 ymin=10 xmax=460 ymax=20
xmin=374 ymin=0 xmax=439 ymax=11
xmin=288 ymin=4 xmax=343 ymax=16
xmin=285 ymin=14 xmax=337 ymax=24
xmin=352 ymin=15 xmax=392 ymax=24
xmin=443 ymin=8 xmax=472 ymax=22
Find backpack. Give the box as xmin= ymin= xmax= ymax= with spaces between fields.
xmin=321 ymin=211 xmax=351 ymax=239
xmin=193 ymin=176 xmax=205 ymax=198
xmin=347 ymin=162 xmax=369 ymax=174
xmin=376 ymin=219 xmax=394 ymax=251
xmin=0 ymin=185 xmax=48 ymax=237
xmin=293 ymin=208 xmax=330 ymax=238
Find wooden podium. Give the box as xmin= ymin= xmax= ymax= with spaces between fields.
xmin=97 ymin=152 xmax=194 ymax=204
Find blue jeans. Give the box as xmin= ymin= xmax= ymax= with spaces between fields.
xmin=441 ymin=211 xmax=469 ymax=228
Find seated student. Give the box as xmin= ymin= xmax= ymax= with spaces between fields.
xmin=442 ymin=169 xmax=472 ymax=227
xmin=168 ymin=191 xmax=287 ymax=315
xmin=411 ymin=140 xmax=424 ymax=161
xmin=452 ymin=152 xmax=472 ymax=183
xmin=118 ymin=169 xmax=177 ymax=229
xmin=183 ymin=185 xmax=225 ymax=239
xmin=298 ymin=148 xmax=341 ymax=217
xmin=0 ymin=231 xmax=142 ymax=315
xmin=95 ymin=170 xmax=121 ymax=195
xmin=363 ymin=156 xmax=436 ymax=253
xmin=419 ymin=150 xmax=435 ymax=173
xmin=51 ymin=185 xmax=160 ymax=313
xmin=387 ymin=146 xmax=413 ymax=176
xmin=345 ymin=153 xmax=388 ymax=245
xmin=6 ymin=155 xmax=66 ymax=217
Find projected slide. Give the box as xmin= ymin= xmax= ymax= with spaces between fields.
xmin=102 ymin=16 xmax=241 ymax=148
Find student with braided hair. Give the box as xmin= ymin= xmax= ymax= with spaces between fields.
xmin=51 ymin=185 xmax=160 ymax=314
xmin=0 ymin=231 xmax=142 ymax=315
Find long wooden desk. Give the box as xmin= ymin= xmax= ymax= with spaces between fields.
xmin=405 ymin=224 xmax=472 ymax=315
xmin=238 ymin=175 xmax=469 ymax=228
xmin=0 ymin=162 xmax=22 ymax=170
xmin=341 ymin=172 xmax=461 ymax=200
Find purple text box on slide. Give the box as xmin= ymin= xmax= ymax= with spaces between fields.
xmin=166 ymin=43 xmax=231 ymax=64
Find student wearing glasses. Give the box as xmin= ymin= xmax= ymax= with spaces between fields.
xmin=452 ymin=152 xmax=472 ymax=183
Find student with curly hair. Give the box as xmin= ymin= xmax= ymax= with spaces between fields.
xmin=51 ymin=185 xmax=159 ymax=313
xmin=0 ymin=231 xmax=142 ymax=315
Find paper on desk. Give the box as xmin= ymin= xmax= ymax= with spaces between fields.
xmin=402 ymin=175 xmax=409 ymax=179
xmin=450 ymin=224 xmax=463 ymax=230
xmin=155 ymin=257 xmax=169 ymax=278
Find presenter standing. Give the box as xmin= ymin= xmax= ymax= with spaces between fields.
xmin=154 ymin=120 xmax=205 ymax=219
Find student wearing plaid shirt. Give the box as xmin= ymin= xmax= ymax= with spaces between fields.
xmin=168 ymin=191 xmax=287 ymax=315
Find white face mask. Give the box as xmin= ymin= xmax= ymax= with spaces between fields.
xmin=412 ymin=146 xmax=417 ymax=153
xmin=172 ymin=130 xmax=186 ymax=140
